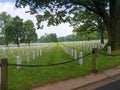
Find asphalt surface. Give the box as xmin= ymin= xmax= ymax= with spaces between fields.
xmin=95 ymin=80 xmax=120 ymax=90
xmin=74 ymin=74 xmax=120 ymax=90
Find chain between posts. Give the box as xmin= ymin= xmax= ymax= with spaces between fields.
xmin=98 ymin=52 xmax=120 ymax=56
xmin=1 ymin=48 xmax=120 ymax=90
xmin=8 ymin=52 xmax=92 ymax=67
xmin=0 ymin=51 xmax=92 ymax=90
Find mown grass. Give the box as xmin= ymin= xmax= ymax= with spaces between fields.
xmin=0 ymin=43 xmax=120 ymax=90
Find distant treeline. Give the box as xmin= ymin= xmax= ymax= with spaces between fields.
xmin=37 ymin=31 xmax=107 ymax=43
xmin=37 ymin=33 xmax=58 ymax=43
xmin=58 ymin=32 xmax=107 ymax=42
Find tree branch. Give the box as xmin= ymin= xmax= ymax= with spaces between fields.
xmin=72 ymin=1 xmax=100 ymax=15
xmin=92 ymin=0 xmax=110 ymax=30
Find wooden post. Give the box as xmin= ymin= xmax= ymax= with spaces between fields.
xmin=91 ymin=48 xmax=98 ymax=73
xmin=1 ymin=58 xmax=8 ymax=90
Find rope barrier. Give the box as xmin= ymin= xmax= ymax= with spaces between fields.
xmin=8 ymin=52 xmax=92 ymax=67
xmin=98 ymin=52 xmax=120 ymax=56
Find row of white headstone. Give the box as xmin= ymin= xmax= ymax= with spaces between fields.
xmin=44 ymin=43 xmax=55 ymax=53
xmin=17 ymin=49 xmax=42 ymax=69
xmin=1 ymin=43 xmax=55 ymax=58
xmin=16 ymin=44 xmax=55 ymax=69
xmin=0 ymin=43 xmax=54 ymax=56
xmin=2 ymin=47 xmax=42 ymax=58
xmin=0 ymin=43 xmax=55 ymax=84
xmin=61 ymin=44 xmax=112 ymax=65
xmin=61 ymin=41 xmax=106 ymax=51
xmin=61 ymin=45 xmax=83 ymax=65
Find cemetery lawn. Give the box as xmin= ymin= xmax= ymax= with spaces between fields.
xmin=0 ymin=43 xmax=120 ymax=90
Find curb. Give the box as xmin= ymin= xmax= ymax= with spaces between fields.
xmin=72 ymin=66 xmax=120 ymax=90
xmin=32 ymin=66 xmax=120 ymax=90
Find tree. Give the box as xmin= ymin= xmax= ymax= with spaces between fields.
xmin=71 ymin=10 xmax=106 ymax=44
xmin=38 ymin=33 xmax=58 ymax=43
xmin=0 ymin=12 xmax=11 ymax=29
xmin=2 ymin=21 xmax=15 ymax=46
xmin=22 ymin=20 xmax=38 ymax=46
xmin=12 ymin=16 xmax=23 ymax=47
xmin=48 ymin=33 xmax=58 ymax=42
xmin=0 ymin=12 xmax=12 ymax=46
xmin=64 ymin=34 xmax=78 ymax=41
xmin=16 ymin=0 xmax=120 ymax=50
xmin=58 ymin=37 xmax=65 ymax=42
xmin=31 ymin=32 xmax=38 ymax=43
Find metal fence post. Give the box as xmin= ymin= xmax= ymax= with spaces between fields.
xmin=91 ymin=48 xmax=98 ymax=73
xmin=1 ymin=58 xmax=8 ymax=90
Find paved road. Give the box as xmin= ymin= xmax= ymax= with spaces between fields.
xmin=95 ymin=80 xmax=120 ymax=90
xmin=74 ymin=74 xmax=120 ymax=90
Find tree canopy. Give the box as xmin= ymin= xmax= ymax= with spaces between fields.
xmin=72 ymin=10 xmax=106 ymax=44
xmin=15 ymin=0 xmax=120 ymax=50
xmin=0 ymin=12 xmax=38 ymax=46
xmin=0 ymin=12 xmax=12 ymax=46
xmin=22 ymin=20 xmax=37 ymax=46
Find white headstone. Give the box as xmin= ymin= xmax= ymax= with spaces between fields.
xmin=74 ymin=50 xmax=77 ymax=59
xmin=37 ymin=50 xmax=39 ymax=57
xmin=71 ymin=49 xmax=74 ymax=56
xmin=22 ymin=49 xmax=24 ymax=55
xmin=107 ymin=46 xmax=111 ymax=54
xmin=40 ymin=49 xmax=42 ymax=56
xmin=4 ymin=51 xmax=8 ymax=58
xmin=10 ymin=49 xmax=14 ymax=57
xmin=79 ymin=52 xmax=83 ymax=65
xmin=27 ymin=52 xmax=30 ymax=63
xmin=33 ymin=51 xmax=35 ymax=60
xmin=16 ymin=55 xmax=21 ymax=69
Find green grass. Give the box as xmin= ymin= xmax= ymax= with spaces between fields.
xmin=0 ymin=43 xmax=120 ymax=90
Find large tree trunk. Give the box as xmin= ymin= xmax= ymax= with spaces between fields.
xmin=5 ymin=37 xmax=8 ymax=47
xmin=97 ymin=0 xmax=120 ymax=50
xmin=97 ymin=17 xmax=104 ymax=44
xmin=107 ymin=20 xmax=120 ymax=50
xmin=16 ymin=37 xmax=19 ymax=47
xmin=100 ymin=29 xmax=104 ymax=44
xmin=106 ymin=0 xmax=120 ymax=50
xmin=5 ymin=41 xmax=8 ymax=47
xmin=28 ymin=41 xmax=30 ymax=46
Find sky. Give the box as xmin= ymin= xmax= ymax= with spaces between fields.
xmin=0 ymin=0 xmax=73 ymax=38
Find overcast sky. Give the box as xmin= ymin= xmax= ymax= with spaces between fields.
xmin=0 ymin=0 xmax=73 ymax=38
